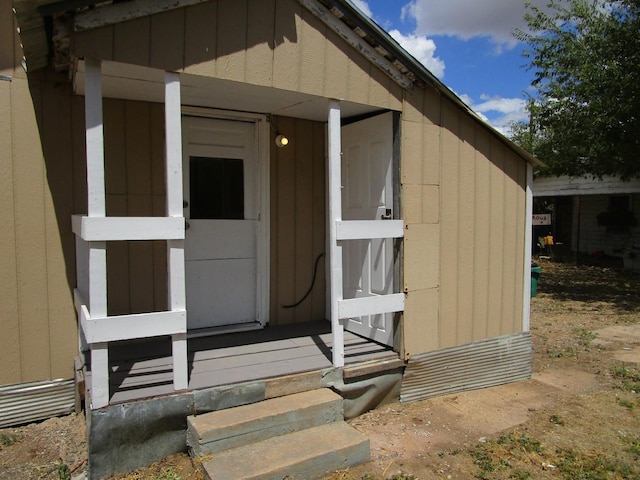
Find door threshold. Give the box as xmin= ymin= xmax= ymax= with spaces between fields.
xmin=187 ymin=322 xmax=263 ymax=339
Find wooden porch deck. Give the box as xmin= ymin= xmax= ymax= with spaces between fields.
xmin=84 ymin=321 xmax=397 ymax=404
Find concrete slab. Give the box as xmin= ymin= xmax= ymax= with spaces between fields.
xmin=201 ymin=421 xmax=370 ymax=480
xmin=188 ymin=389 xmax=343 ymax=455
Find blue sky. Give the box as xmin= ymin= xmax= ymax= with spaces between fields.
xmin=350 ymin=0 xmax=546 ymax=136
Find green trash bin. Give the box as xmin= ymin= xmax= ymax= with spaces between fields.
xmin=531 ymin=266 xmax=541 ymax=297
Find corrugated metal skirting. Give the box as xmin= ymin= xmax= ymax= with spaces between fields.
xmin=0 ymin=379 xmax=75 ymax=428
xmin=400 ymin=332 xmax=532 ymax=403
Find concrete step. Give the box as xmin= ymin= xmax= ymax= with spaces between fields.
xmin=200 ymin=421 xmax=371 ymax=480
xmin=187 ymin=388 xmax=343 ymax=456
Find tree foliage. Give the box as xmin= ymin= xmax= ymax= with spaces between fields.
xmin=514 ymin=0 xmax=640 ymax=179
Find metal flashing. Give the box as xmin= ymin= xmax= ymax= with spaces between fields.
xmin=0 ymin=379 xmax=75 ymax=428
xmin=400 ymin=332 xmax=532 ymax=404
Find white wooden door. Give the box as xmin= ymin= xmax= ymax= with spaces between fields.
xmin=341 ymin=112 xmax=395 ymax=346
xmin=182 ymin=117 xmax=258 ymax=330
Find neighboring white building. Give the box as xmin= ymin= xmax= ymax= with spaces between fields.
xmin=533 ymin=175 xmax=640 ymax=268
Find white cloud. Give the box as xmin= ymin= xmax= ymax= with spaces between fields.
xmin=402 ymin=0 xmax=551 ymax=49
xmin=459 ymin=93 xmax=528 ymax=136
xmin=337 ymin=1 xmax=447 ymax=79
xmin=389 ymin=29 xmax=445 ymax=79
xmin=350 ymin=0 xmax=373 ymax=18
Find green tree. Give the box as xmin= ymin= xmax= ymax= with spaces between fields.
xmin=515 ymin=0 xmax=640 ymax=179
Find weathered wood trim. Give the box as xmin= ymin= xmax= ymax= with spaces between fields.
xmin=298 ymin=0 xmax=413 ymax=90
xmin=72 ymin=215 xmax=185 ymax=241
xmin=533 ymin=175 xmax=640 ymax=197
xmin=338 ymin=293 xmax=404 ymax=319
xmin=328 ymin=99 xmax=344 ymax=368
xmin=343 ymin=357 xmax=405 ymax=379
xmin=90 ymin=343 xmax=109 ymax=409
xmin=74 ymin=0 xmax=211 ymax=31
xmin=336 ymin=220 xmax=404 ymax=240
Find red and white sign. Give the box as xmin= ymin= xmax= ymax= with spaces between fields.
xmin=532 ymin=214 xmax=551 ymax=226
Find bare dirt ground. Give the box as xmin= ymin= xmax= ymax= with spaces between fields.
xmin=1 ymin=259 xmax=639 ymax=480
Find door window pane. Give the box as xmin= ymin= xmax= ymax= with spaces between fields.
xmin=190 ymin=157 xmax=244 ymax=219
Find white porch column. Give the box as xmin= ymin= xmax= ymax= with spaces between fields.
xmin=165 ymin=72 xmax=188 ymax=390
xmin=522 ymin=162 xmax=534 ymax=332
xmin=84 ymin=58 xmax=109 ymax=409
xmin=328 ymin=100 xmax=345 ymax=367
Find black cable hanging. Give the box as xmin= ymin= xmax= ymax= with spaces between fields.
xmin=282 ymin=253 xmax=326 ymax=309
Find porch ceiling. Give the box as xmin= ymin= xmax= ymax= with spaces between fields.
xmin=73 ymin=60 xmax=384 ymax=121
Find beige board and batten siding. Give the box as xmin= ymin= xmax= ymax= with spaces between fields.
xmin=102 ymin=100 xmax=169 ymax=316
xmin=401 ymin=86 xmax=527 ymax=358
xmin=0 ymin=0 xmax=79 ymax=385
xmin=270 ymin=116 xmax=327 ymax=325
xmin=0 ymin=22 xmax=170 ymax=384
xmin=72 ymin=0 xmax=404 ymax=113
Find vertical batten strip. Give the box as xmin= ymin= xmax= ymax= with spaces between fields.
xmin=257 ymin=118 xmax=271 ymax=327
xmin=165 ymin=72 xmax=188 ymax=390
xmin=328 ymin=100 xmax=344 ymax=367
xmin=84 ymin=58 xmax=109 ymax=409
xmin=522 ymin=163 xmax=533 ymax=332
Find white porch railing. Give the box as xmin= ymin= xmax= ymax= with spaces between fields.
xmin=327 ymin=100 xmax=404 ymax=368
xmin=73 ymin=60 xmax=187 ymax=409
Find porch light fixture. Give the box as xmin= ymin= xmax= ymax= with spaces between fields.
xmin=275 ymin=134 xmax=289 ymax=147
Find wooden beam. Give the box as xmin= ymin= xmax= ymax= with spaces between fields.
xmin=90 ymin=344 xmax=109 ymax=409
xmin=72 ymin=215 xmax=185 ymax=241
xmin=80 ymin=307 xmax=187 ymax=343
xmin=336 ymin=220 xmax=404 ymax=240
xmin=83 ymin=57 xmax=109 ymax=408
xmin=338 ymin=293 xmax=404 ymax=319
xmin=74 ymin=0 xmax=210 ymax=31
xmin=165 ymin=71 xmax=188 ymax=391
xmin=328 ymin=100 xmax=344 ymax=368
xmin=84 ymin=58 xmax=105 ymax=217
xmin=88 ymin=243 xmax=107 ymax=318
xmin=165 ymin=72 xmax=183 ymax=218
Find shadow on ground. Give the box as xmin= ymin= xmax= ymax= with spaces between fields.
xmin=536 ymin=259 xmax=640 ymax=311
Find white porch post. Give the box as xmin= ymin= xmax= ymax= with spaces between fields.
xmin=328 ymin=100 xmax=345 ymax=367
xmin=165 ymin=72 xmax=188 ymax=390
xmin=84 ymin=58 xmax=109 ymax=409
xmin=522 ymin=162 xmax=534 ymax=332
